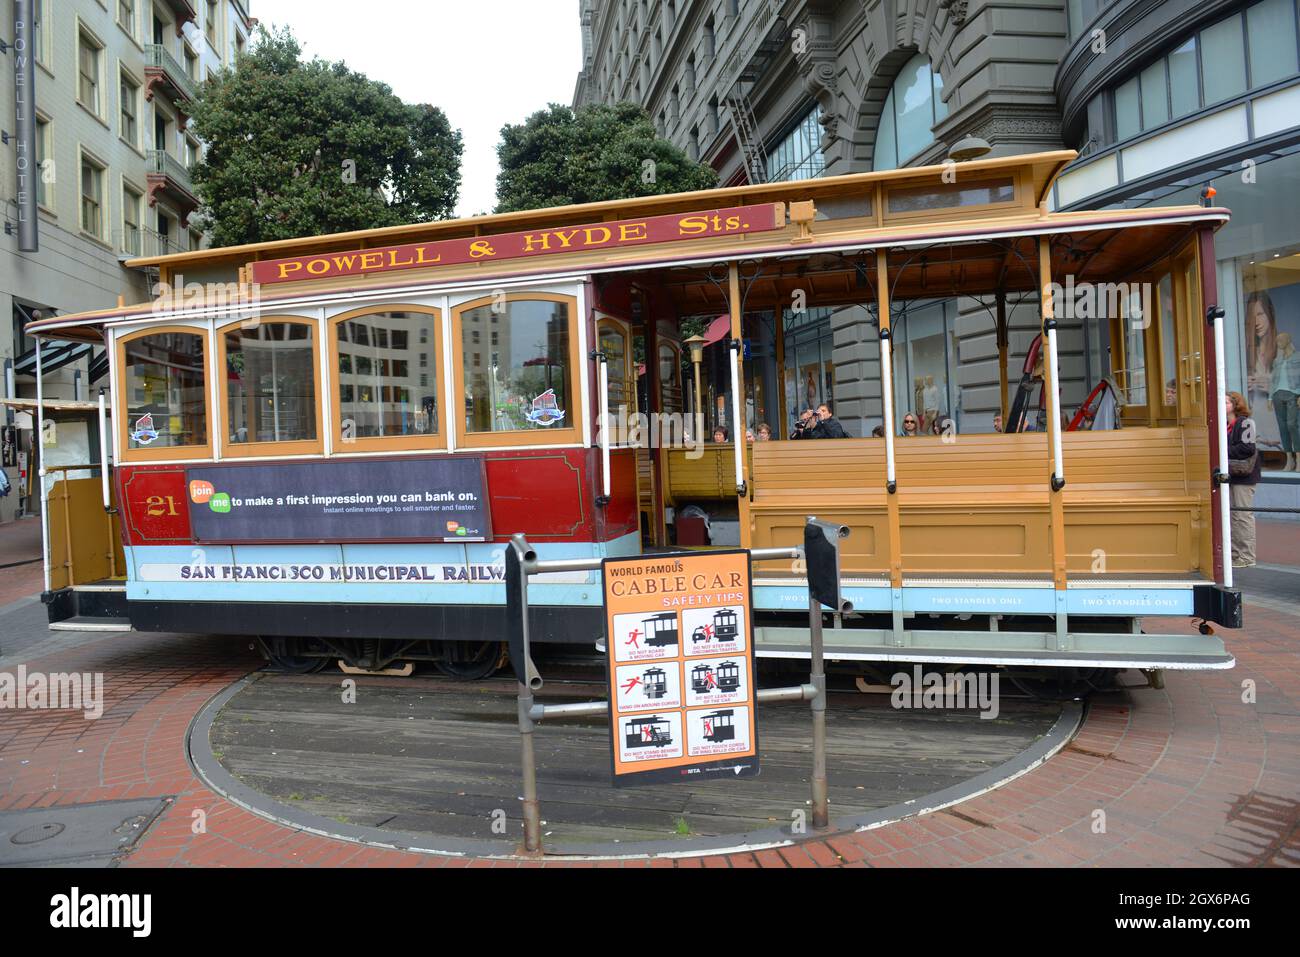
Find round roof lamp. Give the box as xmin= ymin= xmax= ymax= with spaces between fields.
xmin=948 ymin=135 xmax=992 ymax=163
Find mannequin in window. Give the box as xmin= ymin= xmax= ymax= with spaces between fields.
xmin=922 ymin=375 xmax=940 ymax=432
xmin=1273 ymin=332 xmax=1300 ymax=471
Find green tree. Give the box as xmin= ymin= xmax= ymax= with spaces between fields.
xmin=495 ymin=103 xmax=718 ymax=213
xmin=189 ymin=27 xmax=463 ymax=247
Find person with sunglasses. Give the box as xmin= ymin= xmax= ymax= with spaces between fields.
xmin=900 ymin=412 xmax=920 ymax=437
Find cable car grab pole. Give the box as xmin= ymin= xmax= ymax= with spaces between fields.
xmin=1209 ymin=304 xmax=1233 ymax=589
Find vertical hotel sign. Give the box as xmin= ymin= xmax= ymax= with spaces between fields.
xmin=13 ymin=0 xmax=38 ymax=252
xmin=603 ymin=550 xmax=759 ymax=786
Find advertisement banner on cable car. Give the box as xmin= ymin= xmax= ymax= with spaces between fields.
xmin=185 ymin=456 xmax=491 ymax=543
xmin=602 ymin=549 xmax=758 ymax=786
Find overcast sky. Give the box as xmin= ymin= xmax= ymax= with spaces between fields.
xmin=250 ymin=0 xmax=583 ymax=217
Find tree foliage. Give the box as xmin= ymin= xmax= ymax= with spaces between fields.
xmin=495 ymin=103 xmax=718 ymax=213
xmin=189 ymin=27 xmax=463 ymax=247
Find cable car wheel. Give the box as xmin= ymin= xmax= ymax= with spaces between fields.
xmin=1005 ymin=666 xmax=1111 ymax=700
xmin=260 ymin=636 xmax=332 ymax=674
xmin=434 ymin=640 xmax=507 ymax=680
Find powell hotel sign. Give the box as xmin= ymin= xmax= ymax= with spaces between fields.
xmin=249 ymin=203 xmax=785 ymax=284
xmin=12 ymin=0 xmax=38 ymax=252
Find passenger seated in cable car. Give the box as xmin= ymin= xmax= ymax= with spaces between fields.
xmin=712 ymin=426 xmax=729 ymax=443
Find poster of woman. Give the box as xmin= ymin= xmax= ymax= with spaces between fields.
xmin=1245 ymin=284 xmax=1300 ymax=470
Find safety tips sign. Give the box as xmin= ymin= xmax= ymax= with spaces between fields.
xmin=603 ymin=550 xmax=759 ymax=786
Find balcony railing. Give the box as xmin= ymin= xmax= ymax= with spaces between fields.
xmin=145 ymin=44 xmax=199 ymax=105
xmin=120 ymin=227 xmax=186 ymax=263
xmin=146 ymin=149 xmax=199 ymax=213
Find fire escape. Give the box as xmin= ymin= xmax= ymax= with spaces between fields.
xmin=721 ymin=1 xmax=791 ymax=185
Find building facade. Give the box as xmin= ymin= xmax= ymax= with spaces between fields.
xmin=574 ymin=0 xmax=1300 ymax=484
xmin=1 ymin=0 xmax=251 ymax=522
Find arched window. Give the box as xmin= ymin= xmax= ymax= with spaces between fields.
xmin=873 ymin=54 xmax=948 ymax=171
xmin=116 ymin=325 xmax=212 ymax=461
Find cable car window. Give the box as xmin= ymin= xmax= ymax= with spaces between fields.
xmin=120 ymin=329 xmax=208 ymax=455
xmin=332 ymin=308 xmax=441 ymax=449
xmin=1121 ymin=289 xmax=1148 ymax=407
xmin=457 ymin=296 xmax=577 ymax=440
xmin=223 ymin=320 xmax=320 ymax=450
xmin=1158 ymin=273 xmax=1177 ymax=409
xmin=886 ymin=177 xmax=1015 ymax=215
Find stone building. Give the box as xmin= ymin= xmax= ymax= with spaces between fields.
xmin=1 ymin=0 xmax=251 ymax=523
xmin=573 ymin=0 xmax=1300 ymax=490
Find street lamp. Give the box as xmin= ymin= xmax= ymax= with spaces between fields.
xmin=684 ymin=334 xmax=706 ymax=429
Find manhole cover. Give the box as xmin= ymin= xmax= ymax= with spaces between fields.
xmin=11 ymin=822 xmax=66 ymax=845
xmin=0 ymin=798 xmax=168 ymax=866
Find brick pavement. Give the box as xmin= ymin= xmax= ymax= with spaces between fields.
xmin=0 ymin=602 xmax=1295 ymax=867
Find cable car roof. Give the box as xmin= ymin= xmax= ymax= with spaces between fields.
xmin=24 ymin=149 xmax=1229 ymax=342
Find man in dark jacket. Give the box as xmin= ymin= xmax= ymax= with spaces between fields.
xmin=811 ymin=403 xmax=849 ymax=438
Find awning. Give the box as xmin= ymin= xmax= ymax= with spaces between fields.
xmin=13 ymin=343 xmax=108 ymax=382
xmin=703 ymin=314 xmax=731 ymax=344
xmin=0 ymin=397 xmax=106 ymax=413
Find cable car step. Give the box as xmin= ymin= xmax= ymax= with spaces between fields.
xmin=48 ymin=617 xmax=133 ymax=632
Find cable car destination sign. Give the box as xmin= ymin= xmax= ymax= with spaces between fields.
xmin=603 ymin=549 xmax=759 ymax=786
xmin=249 ymin=203 xmax=785 ymax=285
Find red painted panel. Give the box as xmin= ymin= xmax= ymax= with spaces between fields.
xmin=603 ymin=448 xmax=639 ymax=539
xmin=118 ymin=467 xmax=192 ymax=545
xmin=483 ymin=449 xmax=590 ymax=541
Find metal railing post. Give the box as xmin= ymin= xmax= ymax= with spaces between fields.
xmin=808 ymin=592 xmax=829 ymax=829
xmin=517 ymin=682 xmax=543 ymax=854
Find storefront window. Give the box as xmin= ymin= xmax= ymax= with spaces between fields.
xmin=122 ymin=330 xmax=207 ymax=452
xmin=334 ymin=309 xmax=440 ymax=446
xmin=460 ymin=298 xmax=572 ymax=435
xmin=783 ymin=307 xmax=835 ymax=428
xmin=224 ymin=321 xmax=319 ymax=447
xmin=891 ymin=301 xmax=956 ymax=434
xmin=1141 ymin=150 xmax=1300 ymax=466
xmin=1242 ymin=263 xmax=1300 ymax=462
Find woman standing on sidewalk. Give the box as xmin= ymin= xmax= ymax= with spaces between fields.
xmin=1227 ymin=391 xmax=1260 ymax=568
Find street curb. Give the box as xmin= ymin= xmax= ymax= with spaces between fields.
xmin=186 ymin=673 xmax=1084 ymax=862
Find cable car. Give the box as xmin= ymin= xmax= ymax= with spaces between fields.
xmin=625 ymin=715 xmax=673 ymax=750
xmin=700 ymin=710 xmax=736 ymax=743
xmin=641 ymin=666 xmax=667 ymax=699
xmin=712 ymin=608 xmax=739 ymax=641
xmin=21 ymin=150 xmax=1240 ymax=686
xmin=715 ymin=660 xmax=740 ymax=693
xmin=690 ymin=662 xmax=713 ymax=693
xmin=641 ymin=612 xmax=679 ymax=648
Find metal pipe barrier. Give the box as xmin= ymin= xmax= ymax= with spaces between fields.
xmin=506 ymin=525 xmax=846 ymax=855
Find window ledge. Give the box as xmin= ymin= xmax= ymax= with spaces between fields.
xmin=76 ymin=100 xmax=112 ymax=131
